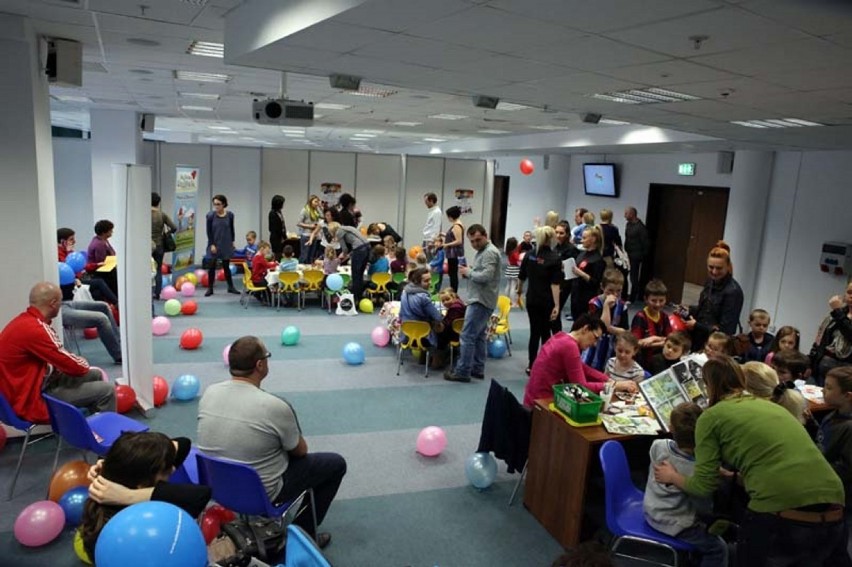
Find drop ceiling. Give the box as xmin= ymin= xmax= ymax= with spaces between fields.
xmin=6 ymin=0 xmax=852 ymax=155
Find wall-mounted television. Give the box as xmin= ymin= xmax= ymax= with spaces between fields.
xmin=583 ymin=163 xmax=618 ymax=197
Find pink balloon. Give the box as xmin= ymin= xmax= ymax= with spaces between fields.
xmin=222 ymin=343 xmax=231 ymax=366
xmin=416 ymin=426 xmax=447 ymax=457
xmin=152 ymin=315 xmax=171 ymax=336
xmin=194 ymin=268 xmax=207 ymax=282
xmin=181 ymin=282 xmax=196 ymax=297
xmin=14 ymin=500 xmax=65 ymax=547
xmin=161 ymin=285 xmax=178 ymax=300
xmin=371 ymin=326 xmax=390 ymax=347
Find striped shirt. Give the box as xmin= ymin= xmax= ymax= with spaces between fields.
xmin=605 ymin=357 xmax=645 ymax=382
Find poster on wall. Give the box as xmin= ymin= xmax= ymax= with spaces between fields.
xmin=454 ymin=188 xmax=474 ymax=215
xmin=320 ymin=182 xmax=342 ymax=209
xmin=172 ymin=166 xmax=198 ymax=270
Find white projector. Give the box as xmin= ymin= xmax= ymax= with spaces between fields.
xmin=252 ymin=99 xmax=314 ymax=126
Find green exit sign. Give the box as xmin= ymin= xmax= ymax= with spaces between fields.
xmin=678 ymin=163 xmax=696 ymax=176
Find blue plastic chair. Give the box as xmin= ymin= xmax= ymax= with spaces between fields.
xmin=42 ymin=394 xmax=149 ymax=475
xmin=283 ymin=524 xmax=331 ymax=567
xmin=599 ymin=440 xmax=695 ymax=566
xmin=0 ymin=391 xmax=44 ymax=500
xmin=169 ymin=445 xmax=200 ymax=484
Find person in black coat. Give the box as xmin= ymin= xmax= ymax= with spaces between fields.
xmin=570 ymin=226 xmax=606 ymax=320
xmin=686 ymin=241 xmax=744 ymax=351
xmin=268 ymin=194 xmax=287 ymax=260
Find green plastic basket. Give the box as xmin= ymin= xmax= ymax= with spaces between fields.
xmin=553 ymin=384 xmax=603 ymax=423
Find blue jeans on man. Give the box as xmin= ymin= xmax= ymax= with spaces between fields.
xmin=448 ymin=302 xmax=492 ymax=381
xmin=677 ymin=524 xmax=728 ymax=567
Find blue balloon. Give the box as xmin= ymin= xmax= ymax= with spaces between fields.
xmin=95 ymin=501 xmax=207 ymax=567
xmin=281 ymin=325 xmax=300 ymax=346
xmin=465 ymin=452 xmax=498 ymax=489
xmin=172 ymin=374 xmax=200 ymax=401
xmin=66 ymin=251 xmax=87 ymax=273
xmin=342 ymin=342 xmax=365 ymax=365
xmin=326 ymin=273 xmax=344 ymax=292
xmin=229 ymin=264 xmax=237 ymax=275
xmin=58 ymin=485 xmax=88 ymax=526
xmin=487 ymin=339 xmax=507 ymax=359
xmin=58 ymin=262 xmax=75 ymax=285
xmin=162 ymin=274 xmax=172 ymax=287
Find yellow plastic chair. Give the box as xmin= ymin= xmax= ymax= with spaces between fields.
xmin=302 ymin=269 xmax=324 ymax=308
xmin=397 ymin=320 xmax=432 ymax=378
xmin=448 ymin=318 xmax=465 ymax=371
xmin=391 ymin=272 xmax=406 ymax=299
xmin=278 ymin=272 xmax=303 ymax=311
xmin=240 ymin=266 xmax=270 ymax=309
xmin=493 ymin=295 xmax=513 ymax=356
xmin=365 ymin=272 xmax=392 ymax=303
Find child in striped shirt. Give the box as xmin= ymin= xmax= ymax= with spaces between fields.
xmin=504 ymin=237 xmax=521 ymax=307
xmin=605 ymin=333 xmax=646 ymax=384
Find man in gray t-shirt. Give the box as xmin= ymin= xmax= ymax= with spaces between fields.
xmin=198 ymin=336 xmax=346 ymax=548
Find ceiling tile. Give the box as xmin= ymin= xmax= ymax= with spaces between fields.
xmin=690 ymin=38 xmax=852 ymax=76
xmin=335 ymin=0 xmax=473 ymax=33
xmin=513 ymin=35 xmax=670 ymax=70
xmin=738 ymin=0 xmax=852 ymax=36
xmin=281 ymin=22 xmax=398 ymax=55
xmin=602 ymin=60 xmax=738 ymax=86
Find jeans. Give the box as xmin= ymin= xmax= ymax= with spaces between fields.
xmin=86 ymin=277 xmax=118 ymax=305
xmin=628 ymin=255 xmax=645 ymax=302
xmin=678 ymin=525 xmax=728 ymax=567
xmin=453 ymin=302 xmax=492 ymax=378
xmin=43 ymin=368 xmax=116 ymax=414
xmin=349 ymin=244 xmax=370 ymax=300
xmin=737 ymin=509 xmax=852 ymax=567
xmin=61 ymin=301 xmax=122 ymax=362
xmin=152 ymin=246 xmax=165 ymax=298
xmin=276 ymin=452 xmax=347 ymax=537
xmin=298 ymin=235 xmax=312 ymax=264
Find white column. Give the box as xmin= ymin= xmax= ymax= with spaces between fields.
xmin=0 ymin=15 xmax=58 ymax=326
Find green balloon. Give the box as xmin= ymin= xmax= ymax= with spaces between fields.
xmin=281 ymin=325 xmax=300 ymax=346
xmin=164 ymin=299 xmax=182 ymax=316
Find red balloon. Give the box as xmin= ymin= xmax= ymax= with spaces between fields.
xmin=174 ymin=276 xmax=187 ymax=290
xmin=206 ymin=504 xmax=236 ymax=524
xmin=201 ymin=273 xmax=210 ymax=287
xmin=216 ymin=269 xmax=226 ymax=282
xmin=161 ymin=263 xmax=171 ymax=275
xmin=519 ymin=158 xmax=534 ymax=175
xmin=669 ymin=313 xmax=687 ymax=333
xmin=152 ymin=376 xmax=169 ymax=407
xmin=180 ymin=328 xmax=204 ymax=350
xmin=200 ymin=511 xmax=222 ymax=545
xmin=115 ymin=384 xmax=136 ymax=414
xmin=0 ymin=425 xmax=6 ymax=452
xmin=83 ymin=327 xmax=98 ymax=340
xmin=181 ymin=300 xmax=198 ymax=315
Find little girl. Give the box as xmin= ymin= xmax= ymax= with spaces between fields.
xmin=704 ymin=331 xmax=735 ymax=359
xmin=322 ymin=245 xmax=339 ymax=276
xmin=765 ymin=325 xmax=801 ymax=364
xmin=818 ymin=366 xmax=852 ymax=508
xmin=605 ymin=333 xmax=645 ymax=384
xmin=504 ymin=237 xmax=521 ymax=307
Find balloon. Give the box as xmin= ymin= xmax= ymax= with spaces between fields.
xmin=161 ymin=274 xmax=172 ymax=288
xmin=58 ymin=262 xmax=75 ymax=285
xmin=184 ymin=273 xmax=198 ymax=286
xmin=152 ymin=316 xmax=171 ymax=336
xmin=519 ymin=158 xmax=534 ymax=175
xmin=359 ymin=298 xmax=374 ymax=314
xmin=281 ymin=325 xmax=301 ymax=346
xmin=48 ymin=460 xmax=91 ymax=502
xmin=181 ymin=282 xmax=196 ymax=297
xmin=194 ymin=269 xmax=206 ymax=282
xmin=465 ymin=452 xmax=498 ymax=489
xmin=174 ymin=276 xmax=187 ymax=291
xmin=161 ymin=285 xmax=178 ymax=300
xmin=94 ymin=502 xmax=207 ymax=567
xmin=161 ymin=263 xmax=171 ymax=275
xmin=164 ymin=299 xmax=182 ymax=316
xmin=229 ymin=264 xmax=237 ymax=275
xmin=669 ymin=313 xmax=687 ymax=333
xmin=74 ymin=529 xmax=93 ymax=564
xmin=83 ymin=327 xmax=98 ymax=340
xmin=371 ymin=326 xmax=390 ymax=347
xmin=216 ymin=269 xmax=226 ymax=282
xmin=201 ymin=273 xmax=210 ymax=287
xmin=66 ymin=251 xmax=87 ymax=273
xmin=200 ymin=511 xmax=221 ymax=545
xmin=488 ymin=338 xmax=507 ymax=358
xmin=342 ymin=342 xmax=365 ymax=365
xmin=326 ymin=273 xmax=344 ymax=291
xmin=181 ymin=300 xmax=198 ymax=315
xmin=153 ymin=376 xmax=169 ymax=407
xmin=0 ymin=425 xmax=6 ymax=452
xmin=115 ymin=384 xmax=137 ymax=414
xmin=205 ymin=504 xmax=235 ymax=524
xmin=222 ymin=343 xmax=231 ymax=366
xmin=173 ymin=374 xmax=200 ymax=401
xmin=14 ymin=500 xmax=65 ymax=547
xmin=408 ymin=245 xmax=422 ymax=260
xmin=416 ymin=426 xmax=447 ymax=457
xmin=58 ymin=485 xmax=89 ymax=526
xmin=180 ymin=328 xmax=203 ymax=349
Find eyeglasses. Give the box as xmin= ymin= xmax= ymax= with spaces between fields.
xmin=213 ymin=201 xmax=223 ymax=206
xmin=592 ymin=331 xmax=603 ymax=340
xmin=262 ymin=351 xmax=272 ymax=360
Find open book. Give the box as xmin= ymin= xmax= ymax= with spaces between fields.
xmin=638 ymin=354 xmax=708 ymax=432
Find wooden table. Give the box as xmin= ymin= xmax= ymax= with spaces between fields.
xmin=523 ymin=398 xmax=653 ymax=548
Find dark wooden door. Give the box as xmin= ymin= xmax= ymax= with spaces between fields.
xmin=490 ymin=175 xmax=509 ymax=247
xmin=684 ymin=189 xmax=729 ymax=284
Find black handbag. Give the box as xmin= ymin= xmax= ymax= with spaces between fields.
xmin=208 ymin=517 xmax=286 ymax=566
xmin=163 ymin=225 xmax=177 ymax=252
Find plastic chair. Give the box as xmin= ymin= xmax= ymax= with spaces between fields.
xmin=284 ymin=524 xmax=331 ymax=567
xmin=63 ymin=324 xmax=81 ymax=354
xmin=42 ymin=394 xmax=149 ymax=476
xmin=196 ymin=452 xmax=316 ymax=534
xmin=429 ymin=272 xmax=442 ymax=294
xmin=599 ymin=440 xmax=695 ymax=566
xmin=397 ymin=320 xmax=432 ymax=377
xmin=447 ymin=318 xmax=465 ymax=371
xmin=340 ymin=273 xmax=351 ymax=289
xmin=278 ymin=272 xmax=303 ymax=311
xmin=493 ymin=295 xmax=513 ymax=356
xmin=0 ymin=392 xmax=45 ymax=500
xmin=302 ymin=269 xmax=325 ymax=308
xmin=240 ymin=265 xmax=271 ymax=309
xmin=169 ymin=445 xmax=199 ymax=484
xmin=365 ymin=272 xmax=392 ymax=303
xmin=391 ymin=272 xmax=406 ymax=299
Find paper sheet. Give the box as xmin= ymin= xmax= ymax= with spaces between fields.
xmin=97 ymin=256 xmax=117 ymax=272
xmin=562 ymin=257 xmax=578 ymax=280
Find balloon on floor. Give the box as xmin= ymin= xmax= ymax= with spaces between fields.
xmin=172 ymin=374 xmax=200 ymax=401
xmin=181 ymin=282 xmax=196 ymax=297
xmin=222 ymin=343 xmax=231 ymax=366
xmin=359 ymin=298 xmax=374 ymax=313
xmin=281 ymin=325 xmax=300 ymax=346
xmin=174 ymin=276 xmax=187 ymax=291
xmin=83 ymin=327 xmax=98 ymax=340
xmin=153 ymin=376 xmax=169 ymax=407
xmin=416 ymin=426 xmax=447 ymax=457
xmin=184 ymin=273 xmax=198 ymax=286
xmin=181 ymin=300 xmax=198 ymax=315
xmin=371 ymin=326 xmax=390 ymax=347
xmin=342 ymin=342 xmax=365 ymax=365
xmin=164 ymin=299 xmax=182 ymax=316
xmin=48 ymin=460 xmax=91 ymax=502
xmin=180 ymin=328 xmax=203 ymax=349
xmin=58 ymin=485 xmax=88 ymax=526
xmin=152 ymin=316 xmax=171 ymax=336
xmin=161 ymin=285 xmax=178 ymax=300
xmin=74 ymin=529 xmax=92 ymax=564
xmin=488 ymin=338 xmax=507 ymax=358
xmin=465 ymin=452 xmax=498 ymax=489
xmin=115 ymin=385 xmax=137 ymax=413
xmin=14 ymin=500 xmax=65 ymax=547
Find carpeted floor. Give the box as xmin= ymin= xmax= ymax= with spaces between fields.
xmin=0 ymin=280 xmax=576 ymax=567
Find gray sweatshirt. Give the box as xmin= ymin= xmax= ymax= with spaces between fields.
xmin=643 ymin=439 xmax=711 ymax=536
xmin=466 ymin=241 xmax=501 ymax=310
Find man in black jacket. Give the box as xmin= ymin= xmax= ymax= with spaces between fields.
xmin=624 ymin=207 xmax=651 ymax=302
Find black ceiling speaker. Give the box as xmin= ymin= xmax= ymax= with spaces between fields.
xmin=473 ymin=95 xmax=499 ymax=109
xmin=329 ymin=74 xmax=362 ymax=90
xmin=582 ymin=113 xmax=602 ymax=124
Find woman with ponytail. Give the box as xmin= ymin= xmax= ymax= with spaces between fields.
xmin=686 ymin=241 xmax=744 ymax=350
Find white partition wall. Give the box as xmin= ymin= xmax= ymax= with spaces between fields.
xmin=309 ymin=151 xmax=356 ymax=206
xmin=261 ymin=148 xmax=309 ymax=236
xmin=443 ymin=159 xmax=487 ymax=230
xmin=355 ymin=154 xmax=402 ymax=232
xmin=212 ymin=146 xmax=261 ymax=246
xmin=403 ymin=156 xmax=445 ymax=246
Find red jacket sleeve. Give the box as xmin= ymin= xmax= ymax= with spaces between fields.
xmin=32 ymin=318 xmax=90 ymax=376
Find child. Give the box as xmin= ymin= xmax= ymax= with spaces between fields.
xmin=704 ymin=331 xmax=735 ymax=359
xmin=368 ymin=244 xmax=389 ymax=275
xmin=414 ymin=252 xmax=429 ymax=272
xmin=390 ymin=246 xmax=407 ymax=274
xmin=742 ymin=361 xmax=809 ymax=425
xmin=277 ymin=245 xmax=298 ymax=272
xmin=504 ymin=237 xmax=521 ymax=308
xmin=772 ymin=350 xmax=813 ymax=385
xmin=644 ymin=403 xmax=727 ymax=567
xmin=631 ymin=279 xmax=673 ymax=369
xmin=429 ymin=235 xmax=445 ymax=274
xmin=433 ymin=288 xmax=467 ymax=369
xmin=250 ymin=241 xmax=273 ymax=303
xmin=585 ymin=269 xmax=629 ymax=371
xmin=605 ymin=333 xmax=645 ymax=384
xmin=382 ymin=235 xmax=396 ymax=255
xmin=648 ymin=332 xmax=691 ymax=375
xmin=518 ymin=230 xmax=535 ymax=254
xmin=735 ymin=308 xmax=774 ymax=362
xmin=765 ymin=325 xmax=801 ymax=364
xmin=818 ymin=367 xmax=852 ymax=509
xmin=322 ymin=245 xmax=339 ymax=275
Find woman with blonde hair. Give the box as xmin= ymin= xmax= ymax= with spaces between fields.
xmin=742 ymin=361 xmax=808 ymax=424
xmin=570 ymin=226 xmax=606 ymax=320
xmin=518 ymin=225 xmax=562 ymax=373
xmin=297 ymin=195 xmax=323 ymax=263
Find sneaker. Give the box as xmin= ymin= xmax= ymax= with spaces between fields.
xmin=227 ymin=288 xmax=240 ymax=295
xmin=204 ymin=288 xmax=214 ymax=297
xmin=443 ymin=369 xmax=471 ymax=383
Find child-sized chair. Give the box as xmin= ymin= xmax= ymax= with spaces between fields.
xmin=278 ymin=272 xmax=303 ymax=311
xmin=493 ymin=295 xmax=513 ymax=356
xmin=396 ymin=320 xmax=432 ymax=378
xmin=391 ymin=272 xmax=406 ymax=300
xmin=240 ymin=266 xmax=271 ymax=309
xmin=447 ymin=318 xmax=465 ymax=371
xmin=301 ymin=270 xmax=324 ymax=308
xmin=365 ymin=272 xmax=392 ymax=304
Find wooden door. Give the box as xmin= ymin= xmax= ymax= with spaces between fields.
xmin=684 ymin=189 xmax=729 ymax=284
xmin=490 ymin=175 xmax=509 ymax=247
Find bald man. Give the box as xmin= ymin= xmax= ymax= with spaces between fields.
xmin=0 ymin=282 xmax=115 ymax=423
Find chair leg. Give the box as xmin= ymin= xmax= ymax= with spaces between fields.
xmin=508 ymin=460 xmax=527 ymax=506
xmin=6 ymin=427 xmax=33 ymax=501
xmin=396 ymin=345 xmax=403 ymax=376
xmin=505 ymin=334 xmax=512 ymax=356
xmin=424 ymin=349 xmax=430 ymax=378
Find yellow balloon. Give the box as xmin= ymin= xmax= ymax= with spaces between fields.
xmin=184 ymin=273 xmax=198 ymax=285
xmin=359 ymin=298 xmax=374 ymax=314
xmin=73 ymin=529 xmax=92 ymax=565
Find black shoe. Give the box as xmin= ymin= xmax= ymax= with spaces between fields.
xmin=443 ymin=369 xmax=471 ymax=383
xmin=315 ymin=532 xmax=332 ymax=549
xmin=227 ymin=288 xmax=240 ymax=295
xmin=472 ymin=372 xmax=485 ymax=380
xmin=204 ymin=288 xmax=213 ymax=297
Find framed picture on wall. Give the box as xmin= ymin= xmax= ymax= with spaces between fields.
xmin=320 ymin=182 xmax=342 ymax=209
xmin=454 ymin=188 xmax=474 ymax=215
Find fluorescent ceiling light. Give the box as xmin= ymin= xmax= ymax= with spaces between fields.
xmin=208 ymin=125 xmax=232 ymax=130
xmin=174 ymin=70 xmax=230 ymax=83
xmin=730 ymin=118 xmax=825 ymax=129
xmin=478 ymin=129 xmax=511 ymax=134
xmin=179 ymin=92 xmax=220 ymax=100
xmin=593 ymin=87 xmax=699 ymax=105
xmin=281 ymin=127 xmax=305 ymax=133
xmin=52 ymin=95 xmax=93 ymax=103
xmin=598 ymin=118 xmax=631 ymax=126
xmin=423 ymin=137 xmax=447 ymax=142
xmin=181 ymin=105 xmax=214 ymax=111
xmin=351 ymin=134 xmax=376 ymax=138
xmin=284 ymin=133 xmax=305 ymax=137
xmin=187 ymin=41 xmax=224 ymax=58
xmin=429 ymin=146 xmax=443 ymax=155
xmin=361 ymin=129 xmax=385 ymax=134
xmin=429 ymin=114 xmax=468 ymax=120
xmin=783 ymin=118 xmax=825 ymax=126
xmin=495 ymin=102 xmax=530 ymax=111
xmin=314 ymin=103 xmax=351 ymax=110
xmin=345 ymin=87 xmax=398 ymax=98
xmin=530 ymin=125 xmax=566 ymax=131
xmin=393 ymin=121 xmax=422 ymax=127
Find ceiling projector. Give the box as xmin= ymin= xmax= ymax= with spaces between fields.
xmin=252 ymin=98 xmax=314 ymax=126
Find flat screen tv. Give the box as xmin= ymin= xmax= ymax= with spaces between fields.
xmin=583 ymin=163 xmax=618 ymax=197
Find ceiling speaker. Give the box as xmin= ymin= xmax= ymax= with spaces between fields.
xmin=329 ymin=74 xmax=362 ymax=90
xmin=582 ymin=113 xmax=602 ymax=124
xmin=473 ymin=95 xmax=499 ymax=109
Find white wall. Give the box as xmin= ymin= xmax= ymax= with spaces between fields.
xmin=261 ymin=148 xmax=309 ymax=237
xmin=355 ymin=153 xmax=402 ymax=234
xmin=403 ymin=156 xmax=445 ymax=246
xmin=212 ymin=146 xmax=262 ymax=247
xmin=54 ymin=138 xmax=94 ymax=235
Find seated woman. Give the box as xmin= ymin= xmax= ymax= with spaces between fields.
xmin=399 ymin=268 xmax=443 ymax=356
xmin=86 ymin=219 xmax=120 ymax=300
xmin=80 ymin=431 xmax=211 ymax=562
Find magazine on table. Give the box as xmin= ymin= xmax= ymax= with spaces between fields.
xmin=638 ymin=353 xmax=708 ymax=433
xmin=601 ymin=414 xmax=661 ymax=436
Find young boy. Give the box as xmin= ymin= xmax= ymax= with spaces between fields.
xmin=772 ymin=350 xmax=813 ymax=385
xmin=585 ymin=269 xmax=629 ymax=371
xmin=631 ymin=279 xmax=673 ymax=369
xmin=644 ymin=403 xmax=727 ymax=567
xmin=278 ymin=245 xmax=298 ymax=272
xmin=647 ymin=331 xmax=691 ymax=376
xmin=249 ymin=241 xmax=273 ymax=304
xmin=735 ymin=308 xmax=775 ymax=362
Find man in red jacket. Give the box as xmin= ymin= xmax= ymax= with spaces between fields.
xmin=0 ymin=282 xmax=115 ymax=423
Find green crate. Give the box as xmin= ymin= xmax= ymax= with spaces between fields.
xmin=553 ymin=384 xmax=603 ymax=423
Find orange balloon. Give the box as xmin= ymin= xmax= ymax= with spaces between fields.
xmin=360 ymin=226 xmax=368 ymax=236
xmin=174 ymin=276 xmax=187 ymax=290
xmin=408 ymin=245 xmax=422 ymax=260
xmin=48 ymin=460 xmax=91 ymax=502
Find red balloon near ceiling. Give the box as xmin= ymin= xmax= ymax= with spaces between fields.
xmin=519 ymin=158 xmax=535 ymax=175
xmin=115 ymin=384 xmax=137 ymax=414
xmin=180 ymin=328 xmax=204 ymax=350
